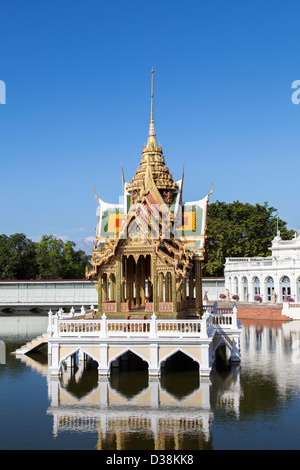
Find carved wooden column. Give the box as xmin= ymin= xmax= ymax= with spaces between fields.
xmin=122 ymin=281 xmax=126 ymax=302
xmin=123 ymin=256 xmax=127 ymax=301
xmin=189 ymin=269 xmax=194 ymax=300
xmin=102 ymin=273 xmax=107 ymax=302
xmin=136 ymin=257 xmax=141 ymax=307
xmin=172 ymin=273 xmax=177 ymax=313
xmin=165 ymin=272 xmax=170 ymax=302
xmin=115 ymin=258 xmax=121 ymax=313
xmin=128 ymin=256 xmax=134 ymax=309
xmin=110 ymin=274 xmax=116 ymax=301
xmin=140 ymin=256 xmax=145 ymax=306
xmin=97 ymin=273 xmax=102 ymax=313
xmin=158 ymin=272 xmax=164 ymax=303
xmin=182 ymin=277 xmax=187 ymax=308
xmin=152 ymin=255 xmax=158 ymax=313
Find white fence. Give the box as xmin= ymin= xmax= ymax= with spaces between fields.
xmin=47 ymin=303 xmax=238 ymax=341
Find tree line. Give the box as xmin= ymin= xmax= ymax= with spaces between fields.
xmin=202 ymin=200 xmax=295 ymax=277
xmin=0 ymin=234 xmax=91 ymax=280
xmin=0 ymin=201 xmax=295 ymax=280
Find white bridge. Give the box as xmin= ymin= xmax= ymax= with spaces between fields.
xmin=0 ymin=278 xmax=225 ymax=312
xmin=15 ymin=303 xmax=241 ymax=379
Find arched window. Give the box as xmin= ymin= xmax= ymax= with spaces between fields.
xmin=266 ymin=276 xmax=274 ymax=303
xmin=234 ymin=276 xmax=239 ymax=294
xmin=253 ymin=276 xmax=260 ymax=298
xmin=280 ymin=276 xmax=291 ymax=301
xmin=242 ymin=277 xmax=248 ymax=301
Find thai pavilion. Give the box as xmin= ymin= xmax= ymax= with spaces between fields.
xmin=86 ymin=71 xmax=212 ymax=318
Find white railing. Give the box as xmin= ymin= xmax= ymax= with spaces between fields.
xmin=226 ymin=257 xmax=271 ymax=263
xmin=47 ymin=303 xmax=238 ymax=340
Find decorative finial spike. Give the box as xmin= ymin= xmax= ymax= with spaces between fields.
xmin=149 ymin=68 xmax=155 ymax=138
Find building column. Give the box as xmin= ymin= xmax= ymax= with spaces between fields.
xmin=122 ymin=256 xmax=127 ymax=301
xmin=102 ymin=274 xmax=108 ymax=302
xmin=172 ymin=273 xmax=177 ymax=313
xmin=98 ymin=344 xmax=109 ymax=376
xmin=97 ymin=273 xmax=102 ymax=313
xmin=128 ymin=256 xmax=134 ymax=309
xmin=152 ymin=255 xmax=158 ymax=313
xmin=149 ymin=344 xmax=160 ymax=376
xmin=49 ymin=343 xmax=61 ymax=376
xmin=199 ymin=344 xmax=211 ymax=377
xmin=116 ymin=258 xmax=121 ymax=313
xmin=182 ymin=277 xmax=187 ymax=308
xmin=136 ymin=257 xmax=141 ymax=307
xmin=110 ymin=274 xmax=116 ymax=301
xmin=140 ymin=256 xmax=145 ymax=306
xmin=158 ymin=272 xmax=164 ymax=303
xmin=165 ymin=272 xmax=170 ymax=302
xmin=189 ymin=270 xmax=194 ymax=300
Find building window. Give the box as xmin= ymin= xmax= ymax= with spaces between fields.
xmin=234 ymin=277 xmax=238 ymax=294
xmin=242 ymin=277 xmax=248 ymax=301
xmin=253 ymin=276 xmax=260 ymax=299
xmin=280 ymin=276 xmax=291 ymax=301
xmin=266 ymin=276 xmax=274 ymax=303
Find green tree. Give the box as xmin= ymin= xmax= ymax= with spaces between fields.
xmin=0 ymin=233 xmax=37 ymax=279
xmin=35 ymin=235 xmax=91 ymax=279
xmin=203 ymin=201 xmax=295 ymax=277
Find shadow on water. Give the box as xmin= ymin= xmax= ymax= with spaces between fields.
xmin=159 ymin=351 xmax=200 ymax=399
xmin=57 ymin=348 xmax=235 ymax=402
xmin=214 ymin=344 xmax=232 ymax=373
xmin=109 ymin=351 xmax=149 ymax=399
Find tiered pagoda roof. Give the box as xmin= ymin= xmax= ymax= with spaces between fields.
xmin=87 ymin=70 xmax=212 ymax=283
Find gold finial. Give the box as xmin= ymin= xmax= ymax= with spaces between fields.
xmin=149 ymin=68 xmax=155 ymax=137
xmin=147 ymin=68 xmax=157 ymax=149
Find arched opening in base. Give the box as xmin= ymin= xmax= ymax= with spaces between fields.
xmin=110 ymin=350 xmax=148 ymax=374
xmin=160 ymin=351 xmax=200 ymax=399
xmin=109 ymin=350 xmax=148 ymax=398
xmin=215 ymin=344 xmax=231 ymax=372
xmin=161 ymin=350 xmax=199 ymax=374
xmin=60 ymin=351 xmax=99 ymax=399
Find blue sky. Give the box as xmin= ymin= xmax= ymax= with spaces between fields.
xmin=1 ymin=0 xmax=300 ymax=253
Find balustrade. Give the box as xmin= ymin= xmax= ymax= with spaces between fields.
xmin=48 ymin=304 xmax=238 ymax=340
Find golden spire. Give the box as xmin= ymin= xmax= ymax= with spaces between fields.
xmin=149 ymin=69 xmax=155 ymax=137
xmin=147 ymin=68 xmax=157 ymax=149
xmin=127 ymin=69 xmax=177 ymax=194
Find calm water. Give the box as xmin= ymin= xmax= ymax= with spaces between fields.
xmin=1 ymin=315 xmax=300 ymax=450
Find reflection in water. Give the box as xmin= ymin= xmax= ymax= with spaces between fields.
xmin=0 ymin=340 xmax=5 ymax=364
xmin=10 ymin=317 xmax=300 ymax=449
xmin=47 ymin=372 xmax=214 ymax=450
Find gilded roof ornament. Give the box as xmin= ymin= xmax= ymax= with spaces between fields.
xmin=147 ymin=68 xmax=157 ymax=149
xmin=127 ymin=69 xmax=177 ymax=194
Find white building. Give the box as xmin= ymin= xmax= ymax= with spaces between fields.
xmin=224 ymin=232 xmax=300 ymax=303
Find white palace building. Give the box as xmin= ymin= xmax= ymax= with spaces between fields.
xmin=224 ymin=231 xmax=300 ymax=304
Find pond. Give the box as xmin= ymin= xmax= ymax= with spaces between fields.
xmin=1 ymin=315 xmax=300 ymax=450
